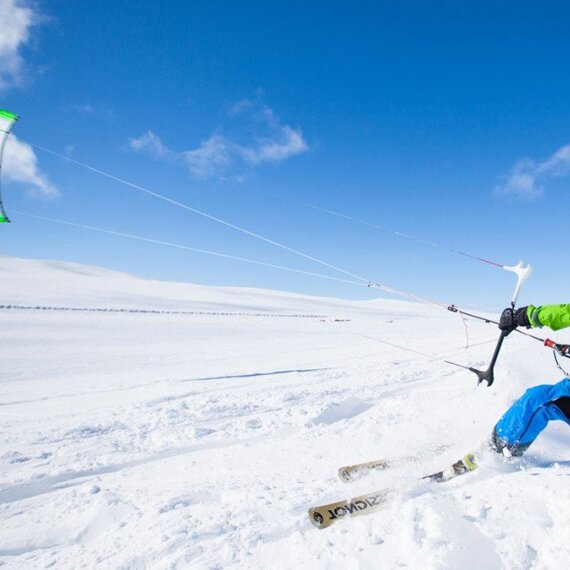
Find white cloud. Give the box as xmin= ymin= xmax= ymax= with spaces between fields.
xmin=183 ymin=135 xmax=232 ymax=178
xmin=4 ymin=134 xmax=58 ymax=197
xmin=537 ymin=144 xmax=570 ymax=177
xmin=227 ymin=99 xmax=254 ymax=116
xmin=129 ymin=102 xmax=309 ymax=179
xmin=0 ymin=0 xmax=41 ymax=91
xmin=128 ymin=131 xmax=172 ymax=160
xmin=239 ymin=125 xmax=309 ymax=165
xmin=495 ymin=143 xmax=570 ymax=199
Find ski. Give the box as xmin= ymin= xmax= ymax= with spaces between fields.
xmin=308 ymin=453 xmax=478 ymax=529
xmin=338 ymin=458 xmax=389 ymax=482
xmin=308 ymin=488 xmax=393 ymax=529
xmin=422 ymin=453 xmax=478 ymax=482
xmin=338 ymin=445 xmax=451 ymax=483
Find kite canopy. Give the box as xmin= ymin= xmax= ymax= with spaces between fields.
xmin=0 ymin=109 xmax=20 ymax=223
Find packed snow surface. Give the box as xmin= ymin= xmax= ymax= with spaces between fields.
xmin=0 ymin=256 xmax=568 ymax=569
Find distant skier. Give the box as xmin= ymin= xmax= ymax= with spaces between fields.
xmin=492 ymin=304 xmax=570 ymax=456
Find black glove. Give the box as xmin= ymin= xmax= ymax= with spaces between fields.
xmin=499 ymin=306 xmax=530 ymax=334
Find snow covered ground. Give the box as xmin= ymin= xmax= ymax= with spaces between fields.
xmin=0 ymin=256 xmax=568 ymax=569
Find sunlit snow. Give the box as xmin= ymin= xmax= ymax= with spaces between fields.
xmin=1 ymin=256 xmax=568 ymax=568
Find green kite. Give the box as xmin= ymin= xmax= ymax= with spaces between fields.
xmin=0 ymin=109 xmax=20 ymax=223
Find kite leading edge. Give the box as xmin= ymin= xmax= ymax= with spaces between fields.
xmin=0 ymin=109 xmax=20 ymax=223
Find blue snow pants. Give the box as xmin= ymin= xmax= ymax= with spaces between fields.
xmin=491 ymin=378 xmax=570 ymax=456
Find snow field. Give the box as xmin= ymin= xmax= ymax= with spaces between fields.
xmin=0 ymin=257 xmax=569 ymax=569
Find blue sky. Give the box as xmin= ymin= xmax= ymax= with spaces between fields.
xmin=1 ymin=0 xmax=570 ymax=308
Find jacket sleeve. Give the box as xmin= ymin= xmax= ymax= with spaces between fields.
xmin=526 ymin=304 xmax=570 ymax=331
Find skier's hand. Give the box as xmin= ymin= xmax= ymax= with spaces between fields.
xmin=499 ymin=307 xmax=530 ymax=334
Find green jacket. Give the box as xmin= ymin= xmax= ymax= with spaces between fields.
xmin=526 ymin=304 xmax=570 ymax=331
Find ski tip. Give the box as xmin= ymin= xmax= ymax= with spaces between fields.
xmin=338 ymin=468 xmax=353 ymax=482
xmin=307 ymin=489 xmax=392 ymax=529
xmin=338 ymin=459 xmax=389 ymax=482
xmin=308 ymin=507 xmax=327 ymax=529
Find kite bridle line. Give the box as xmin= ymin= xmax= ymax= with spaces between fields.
xmin=353 ymin=332 xmax=498 ymax=372
xmin=12 ymin=208 xmax=474 ymax=343
xmin=25 ymin=144 xmax=562 ymax=381
xmin=30 ymin=144 xmax=372 ymax=285
xmin=306 ymin=203 xmax=506 ymax=270
xmin=12 ymin=210 xmax=367 ymax=288
xmin=17 ymin=209 xmax=561 ymax=383
xmin=26 ymin=144 xmax=477 ymax=338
